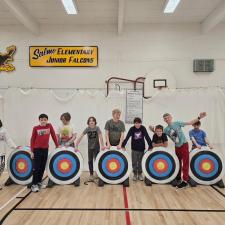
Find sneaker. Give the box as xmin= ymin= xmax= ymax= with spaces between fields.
xmin=176 ymin=181 xmax=189 ymax=189
xmin=38 ymin=182 xmax=47 ymax=189
xmin=47 ymin=179 xmax=55 ymax=188
xmin=89 ymin=175 xmax=94 ymax=181
xmin=31 ymin=184 xmax=39 ymax=192
xmin=133 ymin=174 xmax=138 ymax=181
xmin=138 ymin=174 xmax=144 ymax=181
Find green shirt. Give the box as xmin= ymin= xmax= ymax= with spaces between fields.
xmin=104 ymin=119 xmax=125 ymax=146
xmin=164 ymin=121 xmax=187 ymax=147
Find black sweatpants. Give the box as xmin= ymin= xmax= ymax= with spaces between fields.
xmin=0 ymin=155 xmax=5 ymax=176
xmin=32 ymin=148 xmax=48 ymax=185
xmin=88 ymin=147 xmax=99 ymax=175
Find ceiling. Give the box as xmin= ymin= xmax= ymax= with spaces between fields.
xmin=0 ymin=0 xmax=224 ymax=35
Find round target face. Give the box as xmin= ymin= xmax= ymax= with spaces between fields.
xmin=190 ymin=148 xmax=225 ymax=185
xmin=7 ymin=146 xmax=33 ymax=185
xmin=47 ymin=147 xmax=83 ymax=185
xmin=142 ymin=147 xmax=179 ymax=184
xmin=95 ymin=147 xmax=132 ymax=184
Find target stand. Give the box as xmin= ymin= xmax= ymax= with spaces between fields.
xmin=142 ymin=147 xmax=179 ymax=186
xmin=189 ymin=147 xmax=225 ymax=188
xmin=94 ymin=146 xmax=132 ymax=187
xmin=7 ymin=146 xmax=33 ymax=186
xmin=46 ymin=147 xmax=83 ymax=187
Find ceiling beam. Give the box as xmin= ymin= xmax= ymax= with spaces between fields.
xmin=118 ymin=0 xmax=125 ymax=35
xmin=1 ymin=0 xmax=40 ymax=35
xmin=201 ymin=0 xmax=225 ymax=34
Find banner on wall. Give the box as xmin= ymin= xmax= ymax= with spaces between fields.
xmin=0 ymin=45 xmax=16 ymax=72
xmin=125 ymin=90 xmax=143 ymax=124
xmin=29 ymin=46 xmax=98 ymax=67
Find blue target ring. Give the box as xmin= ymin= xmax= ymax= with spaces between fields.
xmin=52 ymin=154 xmax=77 ymax=178
xmin=149 ymin=154 xmax=173 ymax=178
xmin=193 ymin=154 xmax=219 ymax=178
xmin=102 ymin=154 xmax=125 ymax=177
xmin=12 ymin=154 xmax=32 ymax=178
xmin=7 ymin=148 xmax=33 ymax=185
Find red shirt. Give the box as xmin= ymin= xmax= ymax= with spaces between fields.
xmin=30 ymin=123 xmax=58 ymax=151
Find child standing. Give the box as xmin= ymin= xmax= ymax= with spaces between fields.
xmin=76 ymin=117 xmax=104 ymax=180
xmin=30 ymin=114 xmax=58 ymax=192
xmin=57 ymin=112 xmax=76 ymax=147
xmin=161 ymin=112 xmax=206 ymax=189
xmin=0 ymin=119 xmax=17 ymax=190
xmin=122 ymin=117 xmax=153 ymax=181
xmin=105 ymin=109 xmax=125 ymax=149
xmin=151 ymin=125 xmax=168 ymax=148
xmin=189 ymin=121 xmax=213 ymax=150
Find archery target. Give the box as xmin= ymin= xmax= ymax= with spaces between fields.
xmin=95 ymin=147 xmax=132 ymax=184
xmin=189 ymin=148 xmax=225 ymax=185
xmin=142 ymin=147 xmax=179 ymax=184
xmin=47 ymin=147 xmax=83 ymax=185
xmin=7 ymin=146 xmax=33 ymax=185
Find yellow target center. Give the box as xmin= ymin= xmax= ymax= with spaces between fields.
xmin=60 ymin=162 xmax=69 ymax=170
xmin=202 ymin=162 xmax=211 ymax=171
xmin=156 ymin=162 xmax=165 ymax=170
xmin=109 ymin=162 xmax=118 ymax=171
xmin=18 ymin=162 xmax=25 ymax=170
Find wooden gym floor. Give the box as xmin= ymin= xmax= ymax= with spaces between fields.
xmin=0 ymin=172 xmax=225 ymax=225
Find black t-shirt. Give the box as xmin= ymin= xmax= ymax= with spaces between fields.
xmin=152 ymin=133 xmax=168 ymax=144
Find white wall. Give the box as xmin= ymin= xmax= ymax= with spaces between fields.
xmin=1 ymin=23 xmax=225 ymax=89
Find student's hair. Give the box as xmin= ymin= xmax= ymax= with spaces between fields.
xmin=155 ymin=125 xmax=164 ymax=131
xmin=39 ymin=114 xmax=48 ymax=120
xmin=133 ymin=117 xmax=142 ymax=124
xmin=112 ymin=109 xmax=121 ymax=115
xmin=87 ymin=116 xmax=97 ymax=125
xmin=60 ymin=112 xmax=71 ymax=121
xmin=163 ymin=113 xmax=171 ymax=118
xmin=193 ymin=121 xmax=201 ymax=126
xmin=0 ymin=120 xmax=2 ymax=128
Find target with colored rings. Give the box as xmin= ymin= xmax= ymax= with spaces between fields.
xmin=7 ymin=146 xmax=33 ymax=185
xmin=142 ymin=147 xmax=179 ymax=184
xmin=189 ymin=148 xmax=225 ymax=185
xmin=95 ymin=147 xmax=132 ymax=184
xmin=47 ymin=147 xmax=83 ymax=185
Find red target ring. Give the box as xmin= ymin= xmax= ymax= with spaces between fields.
xmin=16 ymin=159 xmax=28 ymax=173
xmin=153 ymin=159 xmax=168 ymax=173
xmin=57 ymin=158 xmax=73 ymax=174
xmin=199 ymin=159 xmax=215 ymax=174
xmin=106 ymin=158 xmax=121 ymax=173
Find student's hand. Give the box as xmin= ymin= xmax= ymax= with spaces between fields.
xmin=74 ymin=147 xmax=79 ymax=152
xmin=30 ymin=152 xmax=34 ymax=159
xmin=208 ymin=144 xmax=213 ymax=149
xmin=199 ymin=112 xmax=206 ymax=119
xmin=16 ymin=146 xmax=21 ymax=150
xmin=117 ymin=145 xmax=122 ymax=150
xmin=148 ymin=148 xmax=153 ymax=151
xmin=149 ymin=125 xmax=155 ymax=132
xmin=101 ymin=146 xmax=106 ymax=151
xmin=106 ymin=144 xmax=111 ymax=150
xmin=196 ymin=144 xmax=201 ymax=149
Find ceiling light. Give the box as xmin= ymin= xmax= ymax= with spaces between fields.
xmin=164 ymin=0 xmax=181 ymax=14
xmin=61 ymin=0 xmax=78 ymax=14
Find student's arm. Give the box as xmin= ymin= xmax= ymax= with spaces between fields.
xmin=75 ymin=133 xmax=85 ymax=150
xmin=105 ymin=121 xmax=111 ymax=148
xmin=184 ymin=112 xmax=206 ymax=125
xmin=97 ymin=128 xmax=105 ymax=150
xmin=118 ymin=132 xmax=125 ymax=149
xmin=204 ymin=137 xmax=213 ymax=149
xmin=30 ymin=127 xmax=36 ymax=158
xmin=143 ymin=127 xmax=153 ymax=150
xmin=122 ymin=128 xmax=132 ymax=149
xmin=190 ymin=136 xmax=201 ymax=149
xmin=50 ymin=124 xmax=59 ymax=148
xmin=5 ymin=130 xmax=17 ymax=149
xmin=152 ymin=142 xmax=168 ymax=148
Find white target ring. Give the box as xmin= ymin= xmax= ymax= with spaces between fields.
xmin=189 ymin=147 xmax=225 ymax=185
xmin=142 ymin=147 xmax=179 ymax=184
xmin=47 ymin=146 xmax=83 ymax=185
xmin=95 ymin=146 xmax=132 ymax=184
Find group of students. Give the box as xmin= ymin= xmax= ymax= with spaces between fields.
xmin=0 ymin=109 xmax=212 ymax=192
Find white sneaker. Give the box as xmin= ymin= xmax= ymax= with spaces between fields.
xmin=138 ymin=174 xmax=144 ymax=181
xmin=133 ymin=174 xmax=138 ymax=181
xmin=31 ymin=184 xmax=39 ymax=192
xmin=38 ymin=182 xmax=47 ymax=189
